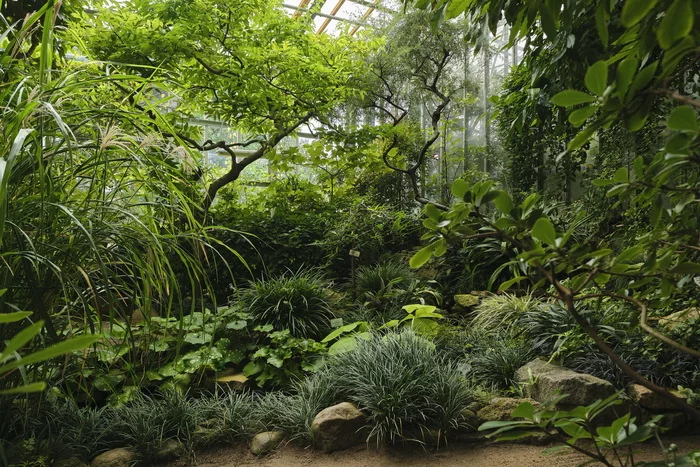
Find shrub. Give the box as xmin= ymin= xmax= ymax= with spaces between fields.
xmin=355 ymin=260 xmax=413 ymax=295
xmin=470 ymin=293 xmax=540 ymax=334
xmin=252 ymin=370 xmax=339 ymax=440
xmin=240 ymin=269 xmax=335 ymax=339
xmin=108 ymin=390 xmax=199 ymax=461
xmin=469 ymin=337 xmax=534 ymax=391
xmin=327 ymin=330 xmax=474 ymax=444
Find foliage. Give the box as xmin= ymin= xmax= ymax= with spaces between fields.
xmin=321 ymin=304 xmax=445 ymax=355
xmin=210 ymin=178 xmax=332 ymax=283
xmin=318 ymin=201 xmax=421 ymax=277
xmin=239 ymin=269 xmax=335 ymax=340
xmin=469 ymin=337 xmax=534 ymax=392
xmin=479 ymin=392 xmax=700 ymax=467
xmin=242 ymin=328 xmax=327 ymax=388
xmin=353 ymin=260 xmax=441 ymax=324
xmin=470 ymin=293 xmax=540 ymax=334
xmin=78 ymin=0 xmax=369 ymax=210
xmin=327 ymin=330 xmax=474 ymax=445
xmin=407 ymin=0 xmax=700 ymax=419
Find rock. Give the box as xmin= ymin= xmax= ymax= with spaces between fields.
xmin=477 ymin=397 xmax=541 ymax=422
xmin=214 ymin=369 xmax=250 ymax=391
xmin=466 ymin=401 xmax=485 ymax=413
xmin=311 ymin=402 xmax=367 ymax=453
xmin=453 ymin=294 xmax=481 ymax=310
xmin=516 ymin=358 xmax=615 ymax=407
xmin=90 ymin=448 xmax=137 ymax=467
xmin=55 ymin=458 xmax=88 ymax=467
xmin=155 ymin=439 xmax=185 ymax=462
xmin=659 ymin=307 xmax=700 ymax=330
xmin=629 ymin=384 xmax=687 ymax=411
xmin=250 ymin=431 xmax=285 ymax=456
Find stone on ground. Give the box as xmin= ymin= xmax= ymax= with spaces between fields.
xmin=516 ymin=358 xmax=615 ymax=407
xmin=476 ymin=397 xmax=541 ymax=422
xmin=311 ymin=402 xmax=367 ymax=453
xmin=90 ymin=448 xmax=137 ymax=467
xmin=155 ymin=439 xmax=186 ymax=462
xmin=250 ymin=431 xmax=285 ymax=456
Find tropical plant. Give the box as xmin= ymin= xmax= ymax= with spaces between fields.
xmin=470 ymin=292 xmax=540 ymax=334
xmin=479 ymin=393 xmax=700 ymax=467
xmin=406 ymin=0 xmax=700 ymax=422
xmin=239 ymin=269 xmax=335 ymax=339
xmin=78 ymin=0 xmax=368 ymax=212
xmin=327 ymin=330 xmax=474 ymax=445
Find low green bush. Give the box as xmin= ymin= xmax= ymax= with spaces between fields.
xmin=326 ymin=330 xmax=474 ymax=444
xmin=470 ymin=292 xmax=540 ymax=334
xmin=239 ymin=269 xmax=335 ymax=339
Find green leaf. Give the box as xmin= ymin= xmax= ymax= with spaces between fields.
xmin=0 ymin=382 xmax=47 ymax=395
xmin=628 ymin=61 xmax=658 ymax=97
xmin=410 ymin=243 xmax=436 ymax=268
xmin=531 ymin=217 xmax=557 ymax=245
xmin=616 ymin=57 xmax=638 ymax=100
xmin=669 ymin=262 xmax=700 ymax=274
xmin=512 ymin=402 xmax=536 ymax=419
xmin=498 ymin=276 xmax=528 ymax=291
xmin=0 ymin=312 xmax=32 ymax=324
xmin=551 ymin=90 xmax=597 ymax=107
xmin=621 ymin=0 xmax=660 ymax=27
xmin=242 ymin=361 xmax=263 ymax=376
xmin=267 ymin=356 xmax=284 ymax=368
xmin=595 ymin=2 xmax=609 ymax=48
xmin=616 ymin=245 xmax=643 ymax=263
xmin=425 ymin=203 xmax=441 ymax=221
xmin=452 ymin=178 xmax=469 ymax=198
xmin=493 ymin=190 xmax=513 ymax=213
xmin=0 ymin=322 xmax=44 ymax=363
xmin=667 ymin=106 xmax=698 ymax=132
xmin=568 ymin=106 xmax=598 ymax=127
xmin=478 ymin=420 xmax=527 ymax=431
xmin=0 ymin=335 xmax=98 ymax=375
xmin=656 ymin=0 xmax=693 ymax=49
xmin=585 ymin=61 xmax=608 ymax=96
xmin=567 ymin=125 xmax=597 ymax=151
xmin=613 ymin=167 xmax=629 ymax=183
xmin=445 ymin=0 xmax=470 ymax=19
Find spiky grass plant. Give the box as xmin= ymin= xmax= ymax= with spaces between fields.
xmin=327 ymin=330 xmax=474 ymax=445
xmin=470 ymin=292 xmax=540 ymax=334
xmin=0 ymin=2 xmax=242 ymax=401
xmin=355 ymin=260 xmax=413 ymax=295
xmin=108 ymin=390 xmax=199 ymax=461
xmin=241 ymin=269 xmax=334 ymax=339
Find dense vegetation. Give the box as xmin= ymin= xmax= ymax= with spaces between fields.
xmin=1 ymin=0 xmax=698 ymax=465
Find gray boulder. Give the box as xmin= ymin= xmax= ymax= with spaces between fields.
xmin=311 ymin=402 xmax=367 ymax=453
xmin=516 ymin=358 xmax=615 ymax=407
xmin=629 ymin=384 xmax=687 ymax=411
xmin=250 ymin=431 xmax=285 ymax=456
xmin=90 ymin=448 xmax=137 ymax=467
xmin=476 ymin=397 xmax=541 ymax=422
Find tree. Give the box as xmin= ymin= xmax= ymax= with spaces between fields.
xmin=77 ymin=0 xmax=365 ymax=213
xmin=405 ymin=0 xmax=700 ymax=420
xmin=336 ymin=11 xmax=475 ymax=209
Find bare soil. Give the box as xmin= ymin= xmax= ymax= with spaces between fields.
xmin=185 ymin=434 xmax=700 ymax=467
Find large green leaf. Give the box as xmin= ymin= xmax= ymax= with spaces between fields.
xmin=410 ymin=243 xmax=436 ymax=268
xmin=667 ymin=106 xmax=698 ymax=132
xmin=551 ymin=90 xmax=596 ymax=107
xmin=585 ymin=61 xmax=608 ymax=96
xmin=621 ymin=0 xmax=660 ymax=27
xmin=0 ymin=334 xmax=98 ymax=375
xmin=531 ymin=217 xmax=556 ymax=245
xmin=656 ymin=0 xmax=693 ymax=49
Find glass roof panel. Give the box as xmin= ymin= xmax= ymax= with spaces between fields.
xmin=281 ymin=0 xmax=395 ymax=35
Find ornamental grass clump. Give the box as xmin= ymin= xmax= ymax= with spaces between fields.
xmin=470 ymin=292 xmax=540 ymax=334
xmin=327 ymin=330 xmax=474 ymax=445
xmin=241 ymin=269 xmax=335 ymax=339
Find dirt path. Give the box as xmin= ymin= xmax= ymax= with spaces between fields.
xmin=188 ymin=435 xmax=700 ymax=467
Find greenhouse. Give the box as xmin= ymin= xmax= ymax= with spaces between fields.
xmin=0 ymin=0 xmax=699 ymax=466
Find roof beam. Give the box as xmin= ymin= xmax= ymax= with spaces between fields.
xmin=350 ymin=0 xmax=383 ymax=35
xmin=282 ymin=3 xmax=369 ymax=27
xmin=316 ymin=0 xmax=347 ymax=34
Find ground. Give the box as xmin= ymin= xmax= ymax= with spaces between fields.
xmin=181 ymin=435 xmax=700 ymax=467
